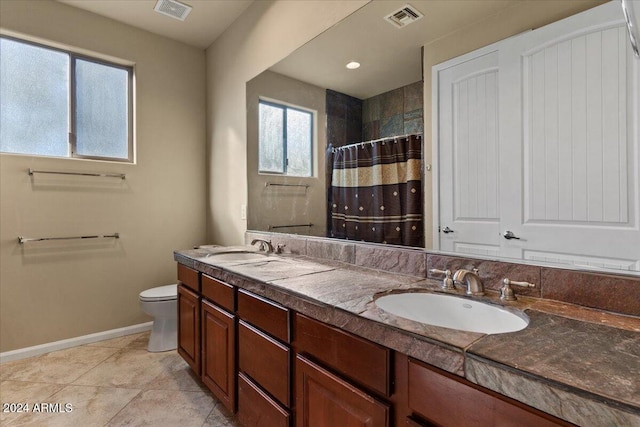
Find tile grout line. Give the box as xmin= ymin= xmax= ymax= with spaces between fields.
xmin=102 ymin=388 xmax=145 ymax=427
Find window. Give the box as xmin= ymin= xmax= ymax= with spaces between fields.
xmin=258 ymin=100 xmax=313 ymax=176
xmin=0 ymin=36 xmax=133 ymax=162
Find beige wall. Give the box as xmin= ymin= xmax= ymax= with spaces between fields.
xmin=206 ymin=0 xmax=369 ymax=246
xmin=246 ymin=71 xmax=327 ymax=237
xmin=0 ymin=1 xmax=206 ymax=352
xmin=422 ymin=0 xmax=605 ymax=248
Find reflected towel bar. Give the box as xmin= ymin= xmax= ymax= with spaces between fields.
xmin=265 ymin=182 xmax=309 ymax=188
xmin=269 ymin=224 xmax=313 ymax=230
xmin=18 ymin=233 xmax=120 ymax=244
xmin=28 ymin=168 xmax=126 ymax=180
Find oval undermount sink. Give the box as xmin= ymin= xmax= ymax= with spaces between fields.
xmin=375 ymin=293 xmax=528 ymax=334
xmin=206 ymin=251 xmax=270 ymax=261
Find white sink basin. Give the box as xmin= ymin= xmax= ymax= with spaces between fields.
xmin=375 ymin=293 xmax=529 ymax=334
xmin=206 ymin=251 xmax=270 ymax=261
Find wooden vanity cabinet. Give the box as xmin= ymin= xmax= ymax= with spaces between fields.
xmin=294 ymin=313 xmax=392 ymax=427
xmin=294 ymin=313 xmax=391 ymax=397
xmin=236 ymin=289 xmax=292 ymax=426
xmin=201 ymin=274 xmax=236 ymax=413
xmin=176 ymin=262 xmax=577 ymax=427
xmin=296 ymin=355 xmax=390 ymax=427
xmin=177 ymin=284 xmax=200 ymax=374
xmin=238 ymin=372 xmax=291 ymax=427
xmin=177 ymin=265 xmax=201 ymax=375
xmin=407 ymin=358 xmax=575 ymax=427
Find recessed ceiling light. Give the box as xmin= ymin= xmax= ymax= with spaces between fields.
xmin=346 ymin=61 xmax=361 ymax=70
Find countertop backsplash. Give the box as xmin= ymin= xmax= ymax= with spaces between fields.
xmin=245 ymin=231 xmax=640 ymax=317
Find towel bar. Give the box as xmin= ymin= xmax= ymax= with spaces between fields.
xmin=18 ymin=233 xmax=120 ymax=244
xmin=268 ymin=224 xmax=313 ymax=230
xmin=28 ymin=169 xmax=126 ymax=180
xmin=265 ymin=182 xmax=309 ymax=188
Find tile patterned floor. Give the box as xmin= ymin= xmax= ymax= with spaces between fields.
xmin=0 ymin=333 xmax=241 ymax=426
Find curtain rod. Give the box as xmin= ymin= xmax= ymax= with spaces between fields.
xmin=331 ymin=133 xmax=423 ymax=151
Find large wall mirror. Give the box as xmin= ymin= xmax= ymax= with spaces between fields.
xmin=246 ymin=0 xmax=640 ymax=275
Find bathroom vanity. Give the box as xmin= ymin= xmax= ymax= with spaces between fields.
xmin=174 ymin=238 xmax=639 ymax=427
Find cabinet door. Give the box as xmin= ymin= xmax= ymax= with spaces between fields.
xmin=177 ymin=284 xmax=200 ymax=374
xmin=201 ymin=300 xmax=236 ymax=413
xmin=296 ymin=355 xmax=389 ymax=427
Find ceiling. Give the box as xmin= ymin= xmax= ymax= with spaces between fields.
xmin=268 ymin=0 xmax=606 ymax=99
xmin=57 ymin=0 xmax=254 ymax=49
xmin=270 ymin=0 xmax=522 ymax=99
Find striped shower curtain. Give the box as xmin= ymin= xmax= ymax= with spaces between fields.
xmin=329 ymin=134 xmax=423 ymax=247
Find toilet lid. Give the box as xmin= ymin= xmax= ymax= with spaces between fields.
xmin=139 ymin=284 xmax=177 ymax=302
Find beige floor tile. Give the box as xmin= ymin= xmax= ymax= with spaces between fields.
xmin=202 ymin=401 xmax=243 ymax=427
xmin=145 ymin=352 xmax=207 ymax=392
xmin=85 ymin=332 xmax=150 ymax=350
xmin=1 ymin=347 xmax=118 ymax=385
xmin=125 ymin=332 xmax=152 ymax=350
xmin=0 ymin=381 xmax=66 ymax=424
xmin=72 ymin=348 xmax=175 ymax=389
xmin=2 ymin=384 xmax=140 ymax=427
xmin=106 ymin=389 xmax=215 ymax=427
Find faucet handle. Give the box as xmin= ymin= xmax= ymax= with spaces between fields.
xmin=500 ymin=278 xmax=535 ymax=301
xmin=429 ymin=268 xmax=455 ymax=290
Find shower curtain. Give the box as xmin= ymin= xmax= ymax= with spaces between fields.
xmin=329 ymin=134 xmax=423 ymax=247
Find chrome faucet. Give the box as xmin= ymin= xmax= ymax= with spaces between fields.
xmin=453 ymin=268 xmax=484 ymax=296
xmin=251 ymin=238 xmax=274 ymax=253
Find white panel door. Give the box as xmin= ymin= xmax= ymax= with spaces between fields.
xmin=438 ymin=50 xmax=500 ymax=256
xmin=499 ymin=2 xmax=640 ymax=271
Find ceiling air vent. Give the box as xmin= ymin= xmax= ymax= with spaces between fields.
xmin=385 ymin=4 xmax=424 ymax=28
xmin=154 ymin=0 xmax=192 ymax=21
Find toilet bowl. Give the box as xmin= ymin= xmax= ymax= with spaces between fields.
xmin=139 ymin=284 xmax=177 ymax=352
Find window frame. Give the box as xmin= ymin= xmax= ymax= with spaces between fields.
xmin=258 ymin=98 xmax=314 ymax=177
xmin=0 ymin=35 xmax=134 ymax=163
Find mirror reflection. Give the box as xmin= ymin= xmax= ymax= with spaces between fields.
xmin=246 ymin=0 xmax=640 ymax=274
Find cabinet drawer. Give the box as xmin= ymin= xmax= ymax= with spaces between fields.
xmin=237 ymin=289 xmax=289 ymax=343
xmin=238 ymin=372 xmax=290 ymax=427
xmin=296 ymin=355 xmax=390 ymax=427
xmin=239 ymin=320 xmax=290 ymax=407
xmin=177 ymin=264 xmax=199 ymax=292
xmin=202 ymin=274 xmax=234 ymax=312
xmin=407 ymin=358 xmax=573 ymax=427
xmin=294 ymin=313 xmax=391 ymax=397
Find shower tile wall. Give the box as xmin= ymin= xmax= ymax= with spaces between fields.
xmin=363 ymin=81 xmax=423 ymax=141
xmin=326 ymin=81 xmax=424 ymax=146
xmin=326 ymin=89 xmax=363 ymax=147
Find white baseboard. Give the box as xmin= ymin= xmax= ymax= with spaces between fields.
xmin=0 ymin=322 xmax=153 ymax=364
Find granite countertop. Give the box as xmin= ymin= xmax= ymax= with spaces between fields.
xmin=174 ymin=246 xmax=640 ymax=426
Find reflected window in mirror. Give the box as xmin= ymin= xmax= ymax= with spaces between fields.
xmin=258 ymin=99 xmax=313 ymax=177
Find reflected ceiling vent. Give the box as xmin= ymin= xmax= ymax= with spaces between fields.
xmin=154 ymin=0 xmax=192 ymax=21
xmin=385 ymin=4 xmax=423 ymax=28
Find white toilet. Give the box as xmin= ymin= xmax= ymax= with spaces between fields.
xmin=139 ymin=284 xmax=178 ymax=352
